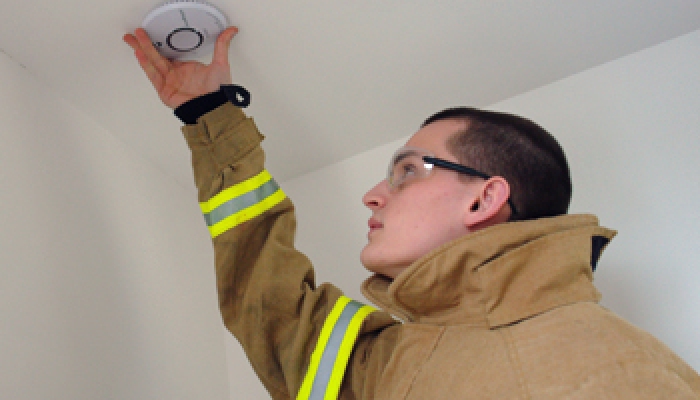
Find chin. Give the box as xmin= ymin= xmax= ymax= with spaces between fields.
xmin=360 ymin=253 xmax=408 ymax=279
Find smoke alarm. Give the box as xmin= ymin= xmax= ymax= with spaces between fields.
xmin=142 ymin=0 xmax=228 ymax=60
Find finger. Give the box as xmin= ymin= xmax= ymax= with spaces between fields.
xmin=123 ymin=33 xmax=139 ymax=51
xmin=139 ymin=54 xmax=166 ymax=92
xmin=134 ymin=28 xmax=172 ymax=76
xmin=124 ymin=32 xmax=166 ymax=91
xmin=212 ymin=26 xmax=239 ymax=65
xmin=124 ymin=33 xmax=156 ymax=76
xmin=123 ymin=33 xmax=151 ymax=65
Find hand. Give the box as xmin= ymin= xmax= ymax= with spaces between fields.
xmin=123 ymin=26 xmax=239 ymax=109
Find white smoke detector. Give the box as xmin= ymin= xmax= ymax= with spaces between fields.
xmin=142 ymin=0 xmax=229 ymax=60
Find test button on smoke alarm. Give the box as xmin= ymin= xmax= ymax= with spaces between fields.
xmin=167 ymin=27 xmax=203 ymax=52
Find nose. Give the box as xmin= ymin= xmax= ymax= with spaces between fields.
xmin=363 ymin=180 xmax=389 ymax=210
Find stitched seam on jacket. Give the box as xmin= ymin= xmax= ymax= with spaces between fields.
xmin=402 ymin=326 xmax=447 ymax=399
xmin=501 ymin=328 xmax=532 ymax=400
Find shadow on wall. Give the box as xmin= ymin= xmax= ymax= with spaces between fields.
xmin=1 ymin=85 xmax=156 ymax=398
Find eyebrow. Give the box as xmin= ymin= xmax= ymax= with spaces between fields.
xmin=393 ymin=149 xmax=422 ymax=164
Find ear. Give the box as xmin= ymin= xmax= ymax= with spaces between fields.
xmin=463 ymin=177 xmax=512 ymax=231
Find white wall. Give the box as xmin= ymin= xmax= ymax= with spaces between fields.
xmin=222 ymin=29 xmax=700 ymax=396
xmin=0 ymin=53 xmax=230 ymax=399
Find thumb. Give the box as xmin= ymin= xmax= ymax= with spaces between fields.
xmin=212 ymin=26 xmax=239 ymax=65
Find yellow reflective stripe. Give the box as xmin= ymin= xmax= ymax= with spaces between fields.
xmin=297 ymin=297 xmax=350 ymax=400
xmin=200 ymin=170 xmax=274 ymax=214
xmin=208 ymin=188 xmax=286 ymax=238
xmin=323 ymin=304 xmax=375 ymax=400
xmin=296 ymin=296 xmax=377 ymax=400
xmin=199 ymin=169 xmax=287 ymax=238
xmin=203 ymin=179 xmax=280 ymax=227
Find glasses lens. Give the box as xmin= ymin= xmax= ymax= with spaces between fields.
xmin=388 ymin=148 xmax=433 ymax=190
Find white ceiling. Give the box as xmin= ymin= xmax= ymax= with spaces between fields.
xmin=2 ymin=1 xmax=700 ymax=187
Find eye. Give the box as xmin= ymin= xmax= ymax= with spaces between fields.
xmin=401 ymin=162 xmax=417 ymax=177
xmin=388 ymin=150 xmax=428 ymax=190
xmin=395 ymin=160 xmax=418 ymax=179
xmin=392 ymin=159 xmax=421 ymax=188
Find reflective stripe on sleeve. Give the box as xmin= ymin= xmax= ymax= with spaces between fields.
xmin=200 ymin=170 xmax=286 ymax=238
xmin=296 ymin=296 xmax=377 ymax=400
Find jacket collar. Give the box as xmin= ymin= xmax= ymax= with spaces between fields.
xmin=361 ymin=214 xmax=616 ymax=327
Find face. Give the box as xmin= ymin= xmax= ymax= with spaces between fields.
xmin=361 ymin=119 xmax=482 ymax=278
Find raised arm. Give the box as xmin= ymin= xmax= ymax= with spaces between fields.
xmin=123 ymin=28 xmax=396 ymax=399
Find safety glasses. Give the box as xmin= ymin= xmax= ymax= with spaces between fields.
xmin=387 ymin=146 xmax=518 ymax=216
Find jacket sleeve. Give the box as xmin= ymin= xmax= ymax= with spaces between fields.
xmin=181 ymin=103 xmax=396 ymax=399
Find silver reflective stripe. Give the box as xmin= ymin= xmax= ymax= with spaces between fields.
xmin=297 ymin=296 xmax=376 ymax=400
xmin=203 ymin=179 xmax=280 ymax=227
xmin=308 ymin=300 xmax=364 ymax=400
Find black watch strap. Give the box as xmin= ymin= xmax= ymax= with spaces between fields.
xmin=174 ymin=84 xmax=251 ymax=125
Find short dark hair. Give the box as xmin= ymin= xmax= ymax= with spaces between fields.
xmin=422 ymin=107 xmax=572 ymax=221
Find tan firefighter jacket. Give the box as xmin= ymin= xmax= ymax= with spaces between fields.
xmin=181 ymin=102 xmax=700 ymax=399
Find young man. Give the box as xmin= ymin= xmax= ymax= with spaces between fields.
xmin=124 ymin=27 xmax=700 ymax=399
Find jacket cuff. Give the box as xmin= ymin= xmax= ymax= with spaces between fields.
xmin=181 ymin=102 xmax=261 ymax=153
